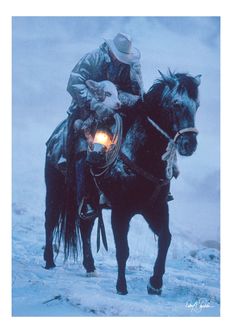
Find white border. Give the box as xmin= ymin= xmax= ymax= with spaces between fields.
xmin=1 ymin=0 xmax=236 ymax=331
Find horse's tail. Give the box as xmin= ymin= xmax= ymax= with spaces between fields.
xmin=61 ymin=181 xmax=80 ymax=261
xmin=44 ymin=158 xmax=67 ymax=259
xmin=59 ymin=114 xmax=80 ymax=261
xmin=61 ymin=162 xmax=80 ymax=261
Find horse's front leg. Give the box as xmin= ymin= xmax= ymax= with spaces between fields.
xmin=143 ymin=201 xmax=171 ymax=295
xmin=111 ymin=208 xmax=131 ymax=295
xmin=79 ymin=218 xmax=96 ymax=275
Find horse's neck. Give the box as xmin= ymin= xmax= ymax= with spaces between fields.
xmin=121 ymin=115 xmax=167 ymax=177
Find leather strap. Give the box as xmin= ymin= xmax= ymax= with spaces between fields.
xmin=120 ymin=152 xmax=169 ymax=187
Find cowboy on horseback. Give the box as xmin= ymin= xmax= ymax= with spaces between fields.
xmin=66 ymin=32 xmax=144 ymax=218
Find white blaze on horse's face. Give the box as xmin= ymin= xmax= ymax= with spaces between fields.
xmin=86 ymin=80 xmax=121 ymax=110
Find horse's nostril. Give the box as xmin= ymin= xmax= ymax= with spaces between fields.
xmin=180 ymin=135 xmax=197 ymax=155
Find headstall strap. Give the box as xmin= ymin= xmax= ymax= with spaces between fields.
xmin=173 ymin=127 xmax=199 ymax=143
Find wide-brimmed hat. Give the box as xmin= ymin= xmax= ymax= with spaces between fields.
xmin=104 ymin=32 xmax=141 ymax=65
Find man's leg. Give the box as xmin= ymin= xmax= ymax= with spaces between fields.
xmin=75 ymin=152 xmax=97 ymax=219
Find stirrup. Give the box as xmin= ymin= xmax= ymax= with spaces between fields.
xmin=99 ymin=193 xmax=111 ymax=209
xmin=78 ymin=198 xmax=98 ymax=220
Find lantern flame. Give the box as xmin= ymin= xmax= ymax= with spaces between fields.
xmin=93 ymin=131 xmax=112 ymax=149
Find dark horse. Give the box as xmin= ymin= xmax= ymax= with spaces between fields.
xmin=44 ymin=71 xmax=201 ymax=295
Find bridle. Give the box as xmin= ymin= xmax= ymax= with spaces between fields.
xmin=147 ymin=116 xmax=198 ymax=180
xmin=147 ymin=116 xmax=199 ymax=145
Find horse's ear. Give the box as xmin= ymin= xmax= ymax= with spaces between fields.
xmin=194 ymin=74 xmax=202 ymax=86
xmin=85 ymin=80 xmax=100 ymax=93
xmin=158 ymin=70 xmax=168 ymax=82
xmin=168 ymin=68 xmax=174 ymax=78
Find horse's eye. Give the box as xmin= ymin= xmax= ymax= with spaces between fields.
xmin=105 ymin=92 xmax=112 ymax=97
xmin=172 ymin=102 xmax=182 ymax=113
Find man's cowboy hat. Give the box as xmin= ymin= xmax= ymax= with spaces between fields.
xmin=105 ymin=32 xmax=141 ymax=65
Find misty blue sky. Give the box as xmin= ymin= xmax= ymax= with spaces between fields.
xmin=12 ymin=17 xmax=220 ymax=241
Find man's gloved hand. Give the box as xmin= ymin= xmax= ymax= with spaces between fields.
xmin=95 ymin=106 xmax=114 ymax=121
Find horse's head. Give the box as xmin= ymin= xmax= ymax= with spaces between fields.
xmin=145 ymin=71 xmax=201 ymax=156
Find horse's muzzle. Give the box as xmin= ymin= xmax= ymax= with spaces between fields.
xmin=176 ymin=132 xmax=198 ymax=156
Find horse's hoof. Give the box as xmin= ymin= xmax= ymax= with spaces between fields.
xmin=147 ymin=282 xmax=162 ymax=295
xmin=86 ymin=270 xmax=98 ymax=277
xmin=44 ymin=262 xmax=56 ymax=270
xmin=117 ymin=289 xmax=128 ymax=295
xmin=116 ymin=280 xmax=128 ymax=295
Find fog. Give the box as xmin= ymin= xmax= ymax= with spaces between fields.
xmin=12 ymin=16 xmax=220 ymax=243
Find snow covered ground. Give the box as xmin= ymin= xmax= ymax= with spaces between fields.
xmin=13 ymin=205 xmax=220 ymax=316
xmin=12 ymin=17 xmax=220 ymax=316
xmin=12 ymin=206 xmax=220 ymax=317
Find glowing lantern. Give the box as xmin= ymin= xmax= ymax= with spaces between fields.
xmin=93 ymin=131 xmax=112 ymax=149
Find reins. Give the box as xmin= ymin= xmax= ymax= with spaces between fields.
xmin=119 ymin=151 xmax=170 ymax=205
xmin=119 ymin=152 xmax=169 ymax=187
xmin=147 ymin=116 xmax=199 ymax=144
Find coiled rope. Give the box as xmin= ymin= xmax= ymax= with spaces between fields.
xmin=89 ymin=113 xmax=123 ymax=177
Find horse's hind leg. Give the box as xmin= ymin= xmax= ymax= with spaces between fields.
xmin=44 ymin=161 xmax=65 ymax=269
xmin=44 ymin=203 xmax=59 ymax=269
xmin=142 ymin=202 xmax=171 ymax=295
xmin=79 ymin=218 xmax=96 ymax=275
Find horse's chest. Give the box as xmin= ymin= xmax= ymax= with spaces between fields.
xmin=100 ymin=161 xmax=154 ymax=206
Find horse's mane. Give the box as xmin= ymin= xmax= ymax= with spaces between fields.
xmin=146 ymin=71 xmax=199 ymax=106
xmin=118 ymin=71 xmax=200 ymax=141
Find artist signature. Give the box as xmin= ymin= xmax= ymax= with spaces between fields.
xmin=185 ymin=298 xmax=214 ymax=313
